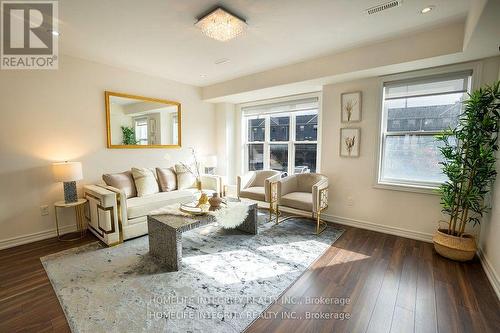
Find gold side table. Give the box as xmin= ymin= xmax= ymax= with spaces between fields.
xmin=54 ymin=199 xmax=88 ymax=241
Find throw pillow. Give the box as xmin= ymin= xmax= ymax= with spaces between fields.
xmin=102 ymin=171 xmax=137 ymax=198
xmin=131 ymin=167 xmax=159 ymax=196
xmin=174 ymin=164 xmax=197 ymax=190
xmin=156 ymin=167 xmax=177 ymax=192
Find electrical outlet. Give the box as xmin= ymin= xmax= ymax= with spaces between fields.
xmin=347 ymin=196 xmax=354 ymax=206
xmin=40 ymin=205 xmax=49 ymax=216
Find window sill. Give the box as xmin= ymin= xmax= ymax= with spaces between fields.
xmin=374 ymin=181 xmax=440 ymax=195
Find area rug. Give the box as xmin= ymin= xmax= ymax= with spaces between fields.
xmin=41 ymin=211 xmax=344 ymax=333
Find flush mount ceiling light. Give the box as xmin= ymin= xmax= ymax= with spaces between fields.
xmin=421 ymin=5 xmax=435 ymax=14
xmin=195 ymin=6 xmax=247 ymax=42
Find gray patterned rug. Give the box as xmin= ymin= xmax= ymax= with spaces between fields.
xmin=41 ymin=211 xmax=344 ymax=333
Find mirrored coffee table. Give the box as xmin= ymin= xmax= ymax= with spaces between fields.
xmin=147 ymin=200 xmax=257 ymax=271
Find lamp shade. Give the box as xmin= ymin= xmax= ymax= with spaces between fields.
xmin=204 ymin=155 xmax=218 ymax=168
xmin=52 ymin=162 xmax=83 ymax=182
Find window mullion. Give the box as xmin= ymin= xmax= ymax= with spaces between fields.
xmin=264 ymin=116 xmax=270 ymax=170
xmin=385 ymin=131 xmax=442 ymax=136
xmin=289 ymin=114 xmax=295 ymax=175
xmin=384 ymin=89 xmax=468 ymax=101
xmin=244 ymin=144 xmax=248 ymax=173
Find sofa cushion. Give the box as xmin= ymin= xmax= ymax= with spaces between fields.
xmin=239 ymin=186 xmax=265 ymax=201
xmin=102 ymin=171 xmax=137 ymax=198
xmin=156 ymin=167 xmax=177 ymax=192
xmin=126 ymin=190 xmax=196 ymax=219
xmin=131 ymin=168 xmax=159 ymax=197
xmin=175 ymin=164 xmax=197 ymax=190
xmin=280 ymin=192 xmax=312 ymax=211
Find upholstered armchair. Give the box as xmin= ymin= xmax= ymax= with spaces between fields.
xmin=237 ymin=170 xmax=281 ymax=203
xmin=270 ymin=173 xmax=329 ymax=234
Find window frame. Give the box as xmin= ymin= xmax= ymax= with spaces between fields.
xmin=375 ymin=66 xmax=477 ymax=193
xmin=241 ymin=94 xmax=321 ymax=175
xmin=134 ymin=117 xmax=149 ymax=145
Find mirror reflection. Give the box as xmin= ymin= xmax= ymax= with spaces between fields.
xmin=106 ymin=92 xmax=181 ymax=148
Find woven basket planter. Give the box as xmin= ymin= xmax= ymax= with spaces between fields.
xmin=433 ymin=228 xmax=476 ymax=261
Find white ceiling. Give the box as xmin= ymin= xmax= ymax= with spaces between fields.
xmin=59 ymin=0 xmax=471 ymax=87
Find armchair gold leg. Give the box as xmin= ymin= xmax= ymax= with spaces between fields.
xmin=316 ymin=211 xmax=327 ymax=235
xmin=272 ymin=204 xmax=280 ymax=224
xmin=274 ymin=211 xmax=326 ymax=235
xmin=268 ymin=202 xmax=280 ymax=224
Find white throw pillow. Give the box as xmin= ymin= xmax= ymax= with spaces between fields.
xmin=174 ymin=164 xmax=197 ymax=190
xmin=131 ymin=167 xmax=159 ymax=196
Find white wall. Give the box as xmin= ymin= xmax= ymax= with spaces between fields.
xmin=214 ymin=103 xmax=238 ymax=183
xmin=321 ymin=78 xmax=442 ymax=238
xmin=320 ymin=57 xmax=500 ymax=239
xmin=0 ymin=55 xmax=216 ymax=248
xmin=225 ymin=57 xmax=500 ymax=240
xmin=478 ymin=65 xmax=500 ymax=298
xmin=109 ymin=104 xmax=132 ymax=144
xmin=481 ymin=149 xmax=500 ymax=298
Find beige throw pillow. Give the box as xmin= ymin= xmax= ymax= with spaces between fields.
xmin=174 ymin=164 xmax=197 ymax=190
xmin=131 ymin=167 xmax=159 ymax=196
xmin=102 ymin=171 xmax=137 ymax=198
xmin=156 ymin=167 xmax=177 ymax=192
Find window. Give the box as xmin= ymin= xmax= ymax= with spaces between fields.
xmin=378 ymin=71 xmax=471 ymax=188
xmin=172 ymin=115 xmax=178 ymax=144
xmin=134 ymin=118 xmax=148 ymax=145
xmin=248 ymin=144 xmax=264 ymax=171
xmin=248 ymin=118 xmax=265 ymax=142
xmin=243 ymin=97 xmax=319 ymax=175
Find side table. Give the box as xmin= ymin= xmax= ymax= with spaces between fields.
xmin=54 ymin=199 xmax=88 ymax=241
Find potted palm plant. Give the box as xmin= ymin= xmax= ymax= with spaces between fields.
xmin=434 ymin=81 xmax=500 ymax=261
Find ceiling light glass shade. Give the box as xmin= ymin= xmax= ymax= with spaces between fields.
xmin=195 ymin=8 xmax=247 ymax=42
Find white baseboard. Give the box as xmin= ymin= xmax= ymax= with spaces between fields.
xmin=0 ymin=225 xmax=77 ymax=250
xmin=322 ymin=213 xmax=434 ymax=243
xmin=477 ymin=249 xmax=500 ymax=300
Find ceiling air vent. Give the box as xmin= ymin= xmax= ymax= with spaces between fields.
xmin=365 ymin=0 xmax=403 ymax=15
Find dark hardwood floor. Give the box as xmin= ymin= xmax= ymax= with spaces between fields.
xmin=0 ymin=234 xmax=96 ymax=332
xmin=1 ymin=225 xmax=499 ymax=333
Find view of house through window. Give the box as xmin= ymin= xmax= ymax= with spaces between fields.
xmin=243 ymin=97 xmax=319 ymax=175
xmin=379 ymin=71 xmax=471 ymax=187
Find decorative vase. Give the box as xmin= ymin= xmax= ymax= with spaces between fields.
xmin=209 ymin=193 xmax=223 ymax=208
xmin=197 ymin=192 xmax=209 ymax=207
xmin=432 ymin=228 xmax=476 ymax=262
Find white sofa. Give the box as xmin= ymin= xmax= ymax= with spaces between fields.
xmin=84 ymin=174 xmax=221 ymax=246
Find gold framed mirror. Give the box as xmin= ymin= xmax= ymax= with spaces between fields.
xmin=105 ymin=91 xmax=181 ymax=149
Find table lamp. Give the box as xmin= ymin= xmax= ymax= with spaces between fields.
xmin=204 ymin=155 xmax=217 ymax=174
xmin=52 ymin=161 xmax=83 ymax=203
